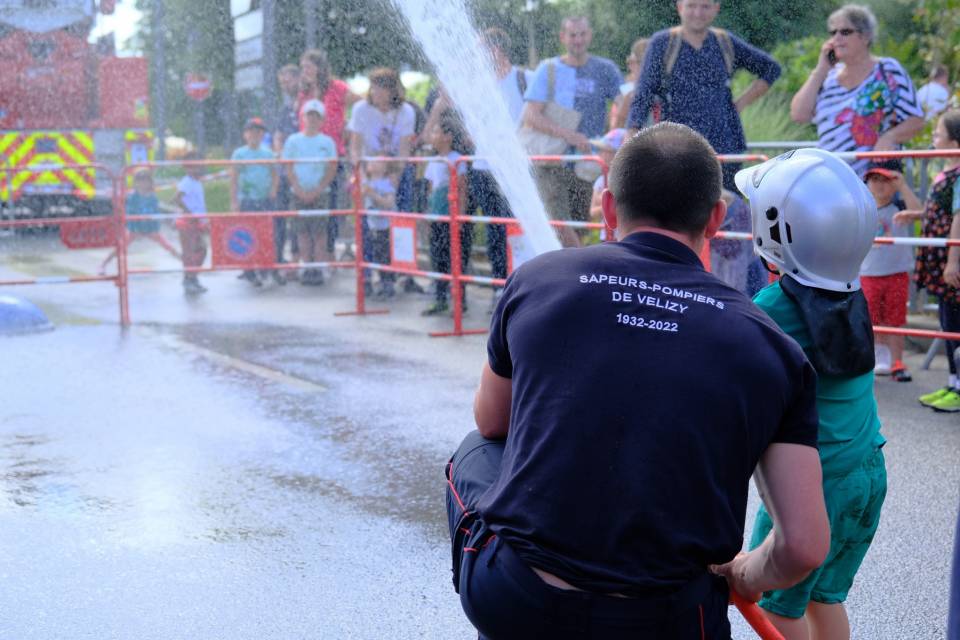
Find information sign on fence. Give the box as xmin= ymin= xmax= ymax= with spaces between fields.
xmin=59 ymin=219 xmax=117 ymax=249
xmin=210 ymin=216 xmax=275 ymax=269
xmin=390 ymin=217 xmax=417 ymax=272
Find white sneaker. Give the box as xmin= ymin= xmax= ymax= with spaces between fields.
xmin=874 ymin=345 xmax=891 ymax=376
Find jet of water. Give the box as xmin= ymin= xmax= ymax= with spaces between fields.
xmin=391 ymin=0 xmax=562 ymax=257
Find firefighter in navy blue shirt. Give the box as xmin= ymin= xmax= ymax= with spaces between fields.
xmin=444 ymin=123 xmax=830 ymax=639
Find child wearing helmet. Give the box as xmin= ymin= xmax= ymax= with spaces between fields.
xmin=736 ymin=148 xmax=886 ymax=640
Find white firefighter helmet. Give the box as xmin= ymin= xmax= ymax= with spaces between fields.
xmin=734 ymin=148 xmax=877 ymax=292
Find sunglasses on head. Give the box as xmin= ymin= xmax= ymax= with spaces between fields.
xmin=829 ymin=28 xmax=858 ymax=36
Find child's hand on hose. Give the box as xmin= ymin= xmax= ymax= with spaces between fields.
xmin=709 ymin=552 xmax=762 ymax=603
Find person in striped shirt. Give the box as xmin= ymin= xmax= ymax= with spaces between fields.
xmin=790 ymin=4 xmax=924 ymax=176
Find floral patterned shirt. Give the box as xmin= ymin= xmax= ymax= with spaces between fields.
xmin=814 ymin=57 xmax=922 ymax=176
xmin=915 ymin=167 xmax=960 ymax=303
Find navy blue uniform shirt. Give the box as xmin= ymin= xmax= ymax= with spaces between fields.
xmin=627 ymin=29 xmax=781 ymax=154
xmin=477 ymin=231 xmax=818 ymax=596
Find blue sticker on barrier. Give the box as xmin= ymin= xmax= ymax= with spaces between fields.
xmin=227 ymin=227 xmax=255 ymax=258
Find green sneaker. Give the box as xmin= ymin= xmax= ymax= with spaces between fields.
xmin=931 ymin=390 xmax=960 ymax=413
xmin=919 ymin=387 xmax=953 ymax=407
xmin=421 ymin=301 xmax=450 ymax=316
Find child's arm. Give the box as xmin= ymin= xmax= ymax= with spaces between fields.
xmin=286 ymin=162 xmax=306 ymax=200
xmin=310 ymin=156 xmax=338 ymax=201
xmin=269 ymin=161 xmax=280 ymax=201
xmin=282 ymin=139 xmax=306 ymax=201
xmin=589 ymin=189 xmax=603 ymax=221
xmin=892 ymin=209 xmax=924 ymax=225
xmin=229 ymin=166 xmax=240 ymax=212
xmin=172 ymin=190 xmax=189 ymax=213
xmin=892 ymin=172 xmax=923 ymax=210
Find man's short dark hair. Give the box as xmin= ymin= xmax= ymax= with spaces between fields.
xmin=561 ymin=15 xmax=590 ymax=31
xmin=608 ymin=123 xmax=721 ymax=235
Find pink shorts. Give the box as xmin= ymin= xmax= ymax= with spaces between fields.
xmin=861 ymin=273 xmax=909 ymax=327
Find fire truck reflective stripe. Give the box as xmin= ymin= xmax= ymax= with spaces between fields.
xmin=2 ymin=132 xmax=97 ymax=200
xmin=69 ymin=131 xmax=94 ymax=154
xmin=7 ymin=136 xmax=35 ymax=168
xmin=124 ymin=129 xmax=156 ymax=185
xmin=11 ymin=169 xmax=38 ymax=192
xmin=60 ymin=132 xmax=96 ymax=198
xmin=61 ymin=169 xmax=91 ymax=193
xmin=57 ymin=135 xmax=91 ymax=166
xmin=0 ymin=133 xmax=21 ymax=157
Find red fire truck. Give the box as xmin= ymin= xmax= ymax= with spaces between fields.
xmin=0 ymin=0 xmax=152 ymax=219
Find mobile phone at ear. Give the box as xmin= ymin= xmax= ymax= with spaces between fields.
xmin=827 ymin=49 xmax=837 ymax=65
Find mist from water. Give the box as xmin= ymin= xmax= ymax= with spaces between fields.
xmin=391 ymin=0 xmax=562 ymax=257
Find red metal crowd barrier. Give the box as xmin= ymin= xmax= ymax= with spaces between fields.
xmin=0 ymin=163 xmax=128 ymax=323
xmin=334 ymin=155 xmax=463 ymax=323
xmin=6 ymin=151 xmax=960 ymax=346
xmin=121 ymin=158 xmax=354 ymax=324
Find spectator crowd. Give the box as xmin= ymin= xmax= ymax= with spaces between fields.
xmin=133 ymin=2 xmax=959 ymax=383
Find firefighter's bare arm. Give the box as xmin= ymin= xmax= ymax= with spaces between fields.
xmin=711 ymin=443 xmax=829 ymax=600
xmin=474 ymin=363 xmax=511 ymax=440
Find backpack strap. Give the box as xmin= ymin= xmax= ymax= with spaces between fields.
xmin=515 ymin=66 xmax=528 ymax=96
xmin=547 ymin=59 xmax=556 ymax=103
xmin=710 ymin=27 xmax=735 ymax=77
xmin=660 ymin=27 xmax=684 ymax=119
xmin=662 ymin=27 xmax=684 ymax=80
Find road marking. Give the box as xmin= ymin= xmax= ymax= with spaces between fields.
xmin=151 ymin=331 xmax=327 ymax=393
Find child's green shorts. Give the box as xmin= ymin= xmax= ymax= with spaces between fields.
xmin=748 ymin=447 xmax=887 ymax=619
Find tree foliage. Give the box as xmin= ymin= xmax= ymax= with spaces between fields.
xmin=135 ymin=0 xmax=234 ymax=146
xmin=912 ymin=0 xmax=960 ymax=81
xmin=134 ymin=0 xmax=953 ymax=147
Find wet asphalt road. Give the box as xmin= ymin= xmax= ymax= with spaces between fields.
xmin=1 ymin=234 xmax=959 ymax=638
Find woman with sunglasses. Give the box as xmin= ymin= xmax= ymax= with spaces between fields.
xmin=791 ymin=4 xmax=923 ymax=176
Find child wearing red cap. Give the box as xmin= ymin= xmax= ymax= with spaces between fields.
xmin=860 ymin=159 xmax=921 ymax=381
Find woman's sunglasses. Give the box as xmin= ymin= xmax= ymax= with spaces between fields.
xmin=828 ymin=28 xmax=859 ymax=37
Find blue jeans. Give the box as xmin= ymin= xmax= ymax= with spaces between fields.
xmin=470 ymin=170 xmax=510 ymax=280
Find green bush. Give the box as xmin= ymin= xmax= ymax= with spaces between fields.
xmin=733 ymin=33 xmax=926 ymax=146
xmin=740 ymin=92 xmax=814 ymax=144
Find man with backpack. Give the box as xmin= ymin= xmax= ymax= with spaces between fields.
xmin=521 ymin=16 xmax=622 ymax=245
xmin=626 ymin=0 xmax=781 ymax=190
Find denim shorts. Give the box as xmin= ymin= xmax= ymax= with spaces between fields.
xmin=749 ymin=447 xmax=887 ymax=618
